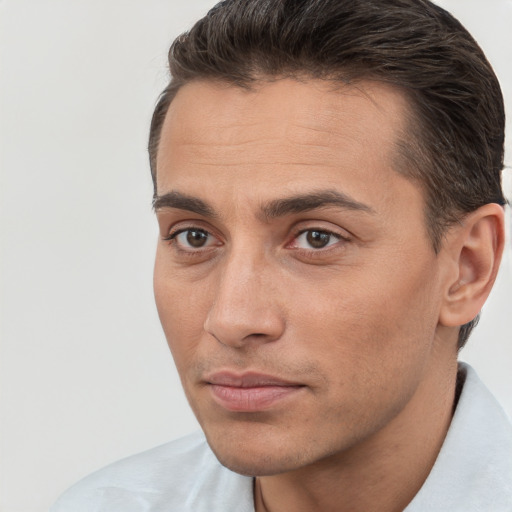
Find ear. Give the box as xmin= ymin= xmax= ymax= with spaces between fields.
xmin=439 ymin=203 xmax=505 ymax=329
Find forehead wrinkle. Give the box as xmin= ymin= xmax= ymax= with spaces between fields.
xmin=174 ymin=105 xmax=360 ymax=149
xmin=172 ymin=126 xmax=360 ymax=167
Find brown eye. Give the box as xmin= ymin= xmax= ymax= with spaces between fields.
xmin=306 ymin=230 xmax=332 ymax=249
xmin=169 ymin=228 xmax=217 ymax=250
xmin=186 ymin=229 xmax=209 ymax=248
xmin=292 ymin=229 xmax=341 ymax=250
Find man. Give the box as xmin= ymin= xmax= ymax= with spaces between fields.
xmin=52 ymin=0 xmax=512 ymax=510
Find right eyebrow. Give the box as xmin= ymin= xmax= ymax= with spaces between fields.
xmin=152 ymin=191 xmax=216 ymax=218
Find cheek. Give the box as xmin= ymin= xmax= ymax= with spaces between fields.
xmin=289 ymin=256 xmax=440 ymax=364
xmin=287 ymin=265 xmax=440 ymax=427
xmin=153 ymin=251 xmax=212 ymax=365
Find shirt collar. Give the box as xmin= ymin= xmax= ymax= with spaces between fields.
xmin=405 ymin=363 xmax=512 ymax=511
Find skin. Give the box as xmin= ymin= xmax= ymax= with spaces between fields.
xmin=153 ymin=79 xmax=503 ymax=512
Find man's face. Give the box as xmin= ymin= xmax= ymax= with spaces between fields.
xmin=153 ymin=79 xmax=452 ymax=476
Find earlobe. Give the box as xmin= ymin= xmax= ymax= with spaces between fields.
xmin=439 ymin=203 xmax=505 ymax=328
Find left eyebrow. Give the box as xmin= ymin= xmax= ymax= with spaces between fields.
xmin=260 ymin=190 xmax=375 ymax=219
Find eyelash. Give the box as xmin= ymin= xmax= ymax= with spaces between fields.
xmin=288 ymin=228 xmax=350 ymax=259
xmin=162 ymin=228 xmax=201 ymax=242
xmin=162 ymin=227 xmax=216 ymax=252
xmin=293 ymin=228 xmax=349 ymax=244
xmin=162 ymin=226 xmax=351 ymax=257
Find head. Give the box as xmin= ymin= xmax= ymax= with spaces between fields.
xmin=150 ymin=0 xmax=506 ymax=476
xmin=149 ymin=0 xmax=506 ymax=349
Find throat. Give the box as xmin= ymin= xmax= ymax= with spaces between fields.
xmin=252 ymin=364 xmax=458 ymax=512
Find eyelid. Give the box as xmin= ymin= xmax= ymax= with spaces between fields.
xmin=289 ymin=223 xmax=351 ymax=242
xmin=161 ymin=219 xmax=351 ymax=257
xmin=291 ymin=230 xmax=341 ymax=247
xmin=162 ymin=227 xmax=188 ymax=242
xmin=162 ymin=224 xmax=224 ymax=257
xmin=284 ymin=223 xmax=353 ymax=259
xmin=161 ymin=219 xmax=218 ymax=240
xmin=295 ymin=227 xmax=349 ymax=240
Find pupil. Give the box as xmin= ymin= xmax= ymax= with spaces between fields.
xmin=187 ymin=230 xmax=208 ymax=248
xmin=307 ymin=231 xmax=330 ymax=248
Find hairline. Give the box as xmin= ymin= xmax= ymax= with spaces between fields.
xmin=149 ymin=74 xmax=447 ymax=252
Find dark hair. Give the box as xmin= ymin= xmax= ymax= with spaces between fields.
xmin=148 ymin=0 xmax=506 ymax=348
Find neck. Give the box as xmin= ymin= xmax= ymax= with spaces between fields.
xmin=254 ymin=354 xmax=458 ymax=512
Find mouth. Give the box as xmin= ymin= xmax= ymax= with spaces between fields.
xmin=204 ymin=371 xmax=306 ymax=412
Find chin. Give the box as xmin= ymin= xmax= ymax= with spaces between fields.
xmin=212 ymin=446 xmax=304 ymax=477
xmin=203 ymin=427 xmax=317 ymax=477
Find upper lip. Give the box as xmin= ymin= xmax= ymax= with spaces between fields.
xmin=205 ymin=371 xmax=303 ymax=388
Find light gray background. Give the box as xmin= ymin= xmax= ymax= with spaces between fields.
xmin=1 ymin=1 xmax=511 ymax=511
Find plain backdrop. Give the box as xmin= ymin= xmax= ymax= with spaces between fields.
xmin=0 ymin=1 xmax=511 ymax=511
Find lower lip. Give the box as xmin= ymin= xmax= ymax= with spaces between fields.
xmin=208 ymin=384 xmax=304 ymax=412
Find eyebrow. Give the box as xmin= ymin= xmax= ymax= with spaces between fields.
xmin=261 ymin=190 xmax=375 ymax=219
xmin=153 ymin=191 xmax=216 ymax=217
xmin=153 ymin=189 xmax=375 ymax=218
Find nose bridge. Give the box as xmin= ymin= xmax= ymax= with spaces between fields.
xmin=204 ymin=241 xmax=284 ymax=347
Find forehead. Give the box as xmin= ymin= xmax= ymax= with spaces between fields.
xmin=159 ymin=79 xmax=409 ymax=157
xmin=155 ymin=78 xmax=417 ymax=216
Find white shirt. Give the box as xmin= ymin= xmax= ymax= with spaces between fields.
xmin=51 ymin=364 xmax=512 ymax=511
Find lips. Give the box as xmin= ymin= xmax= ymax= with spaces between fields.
xmin=204 ymin=371 xmax=305 ymax=412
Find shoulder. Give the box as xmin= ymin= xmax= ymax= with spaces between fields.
xmin=51 ymin=431 xmax=254 ymax=512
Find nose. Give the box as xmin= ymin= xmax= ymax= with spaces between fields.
xmin=203 ymin=250 xmax=285 ymax=348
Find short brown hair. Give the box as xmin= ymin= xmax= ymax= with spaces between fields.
xmin=148 ymin=0 xmax=506 ymax=348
